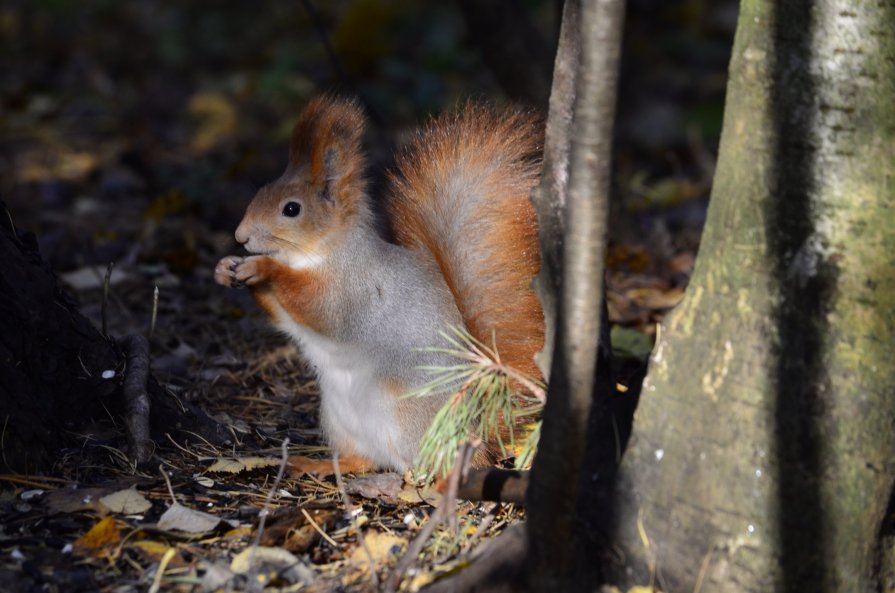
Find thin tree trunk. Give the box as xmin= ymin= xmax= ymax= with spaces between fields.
xmin=605 ymin=1 xmax=895 ymax=591
xmin=423 ymin=2 xmax=622 ymax=588
xmin=531 ymin=0 xmax=580 ymax=379
xmin=526 ymin=0 xmax=625 ymax=591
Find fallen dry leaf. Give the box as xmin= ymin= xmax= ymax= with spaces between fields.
xmin=73 ymin=517 xmax=121 ymax=558
xmin=200 ymin=561 xmax=235 ymax=592
xmin=230 ymin=546 xmax=314 ymax=586
xmin=206 ymin=456 xmax=281 ymax=474
xmin=345 ymin=472 xmax=404 ymax=502
xmin=157 ymin=502 xmax=238 ymax=534
xmin=126 ymin=540 xmax=187 ymax=569
xmin=349 ymin=531 xmax=406 ymax=567
xmin=222 ymin=526 xmax=254 ymax=540
xmin=398 ymin=484 xmax=442 ymax=506
xmin=259 ymin=506 xmax=339 ymax=553
xmin=99 ymin=487 xmax=151 ymax=515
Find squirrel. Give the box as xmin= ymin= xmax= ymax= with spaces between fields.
xmin=214 ymin=95 xmax=544 ymax=475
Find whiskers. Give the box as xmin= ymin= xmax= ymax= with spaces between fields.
xmin=267 ymin=233 xmax=327 ymax=269
xmin=268 ymin=234 xmax=314 ymax=256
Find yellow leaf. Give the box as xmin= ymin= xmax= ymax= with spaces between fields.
xmin=349 ymin=531 xmax=406 ymax=567
xmin=222 ymin=526 xmax=254 ymax=540
xmin=73 ymin=517 xmax=121 ymax=558
xmin=397 ymin=484 xmax=441 ymax=506
xmin=126 ymin=540 xmax=170 ymax=561
xmin=206 ymin=456 xmax=281 ymax=474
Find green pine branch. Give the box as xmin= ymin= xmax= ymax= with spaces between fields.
xmin=407 ymin=326 xmax=544 ymax=479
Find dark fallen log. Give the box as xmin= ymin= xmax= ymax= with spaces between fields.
xmin=0 ymin=201 xmax=227 ymax=473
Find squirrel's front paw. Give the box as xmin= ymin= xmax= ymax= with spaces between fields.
xmin=214 ymin=256 xmax=244 ymax=288
xmin=233 ymin=255 xmax=273 ymax=286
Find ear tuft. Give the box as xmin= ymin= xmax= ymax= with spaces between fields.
xmin=289 ymin=95 xmax=367 ymax=190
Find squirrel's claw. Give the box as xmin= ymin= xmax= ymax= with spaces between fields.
xmin=214 ymin=256 xmax=244 ymax=288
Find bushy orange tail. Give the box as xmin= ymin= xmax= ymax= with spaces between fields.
xmin=386 ymin=103 xmax=544 ymax=380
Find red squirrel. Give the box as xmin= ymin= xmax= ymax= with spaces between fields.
xmin=214 ymin=95 xmax=544 ymax=475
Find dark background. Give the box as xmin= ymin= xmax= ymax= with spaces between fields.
xmin=1 ymin=0 xmax=736 ymax=339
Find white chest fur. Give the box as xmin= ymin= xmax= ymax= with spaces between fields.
xmin=271 ymin=307 xmax=410 ymax=471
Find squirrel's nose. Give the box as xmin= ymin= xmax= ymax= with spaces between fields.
xmin=234 ymin=221 xmax=250 ymax=245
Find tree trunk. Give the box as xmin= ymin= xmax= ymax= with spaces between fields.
xmin=526 ymin=0 xmax=624 ymax=590
xmin=0 ymin=202 xmax=226 ymax=473
xmin=606 ymin=1 xmax=895 ymax=591
xmin=531 ymin=0 xmax=579 ymax=379
xmin=0 ymin=210 xmax=118 ymax=472
xmin=424 ymin=2 xmax=623 ymax=589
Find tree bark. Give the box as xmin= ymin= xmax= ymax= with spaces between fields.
xmin=605 ymin=1 xmax=895 ymax=591
xmin=531 ymin=0 xmax=580 ymax=378
xmin=526 ymin=0 xmax=625 ymax=591
xmin=423 ymin=2 xmax=623 ymax=589
xmin=0 ymin=202 xmax=227 ymax=473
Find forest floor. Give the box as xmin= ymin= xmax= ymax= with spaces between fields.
xmin=0 ymin=1 xmax=730 ymax=591
xmin=0 ymin=190 xmax=692 ymax=592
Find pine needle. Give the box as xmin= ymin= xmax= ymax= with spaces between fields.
xmin=407 ymin=326 xmax=545 ymax=478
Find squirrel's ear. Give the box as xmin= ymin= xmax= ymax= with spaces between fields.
xmin=289 ymin=95 xmax=366 ymax=194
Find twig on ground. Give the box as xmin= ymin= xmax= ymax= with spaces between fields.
xmin=693 ymin=546 xmax=715 ymax=593
xmin=421 ymin=522 xmax=528 ymax=593
xmin=0 ymin=474 xmax=70 ymax=487
xmin=333 ymin=453 xmax=380 ymax=589
xmin=252 ymin=438 xmax=290 ymax=551
xmin=148 ymin=547 xmax=176 ymax=593
xmin=385 ymin=441 xmax=474 ymax=593
xmin=160 ymin=464 xmax=178 ymax=503
xmin=163 ymin=433 xmax=205 ymax=460
xmin=149 ymin=285 xmax=159 ymax=341
xmin=301 ymin=508 xmax=339 ymax=548
xmin=121 ymin=334 xmax=152 ymax=464
xmin=447 ymin=443 xmax=476 ymax=536
xmin=102 ymin=261 xmax=114 ymax=336
xmin=462 ymin=503 xmax=501 ymax=554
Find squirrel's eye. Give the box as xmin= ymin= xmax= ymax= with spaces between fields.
xmin=282 ymin=202 xmax=301 ymax=217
